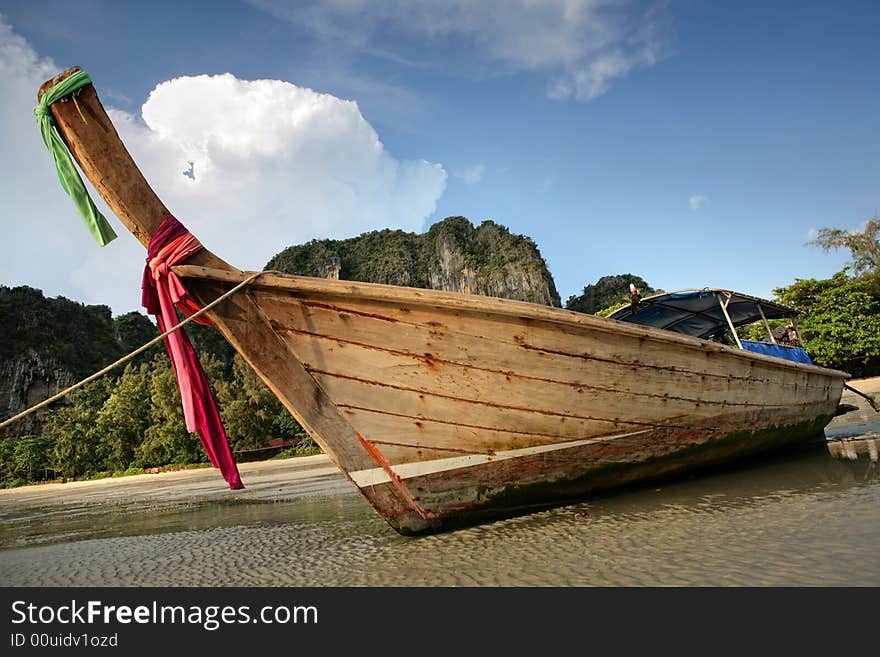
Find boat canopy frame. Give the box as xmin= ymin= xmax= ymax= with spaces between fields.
xmin=608 ymin=288 xmax=805 ymax=350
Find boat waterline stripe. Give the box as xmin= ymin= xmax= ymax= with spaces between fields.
xmin=348 ymin=429 xmax=652 ymax=487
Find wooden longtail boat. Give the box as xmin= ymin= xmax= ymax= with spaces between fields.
xmin=38 ymin=68 xmax=849 ymax=534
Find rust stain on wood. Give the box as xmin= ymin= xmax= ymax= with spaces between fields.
xmin=516 ymin=339 xmax=786 ymax=386
xmin=284 ymin=327 xmax=814 ymax=410
xmin=319 ymin=371 xmax=717 ymax=432
xmin=300 ymin=300 xmax=399 ymax=323
xmin=355 ymin=431 xmax=437 ymax=520
xmin=261 ymin=291 xmax=829 ymax=396
xmin=366 ymin=438 xmax=488 ymax=456
xmin=337 ymin=402 xmax=616 ymax=440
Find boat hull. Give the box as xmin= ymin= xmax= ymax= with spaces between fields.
xmin=180 ymin=267 xmax=847 ymax=534
xmin=363 ymin=411 xmax=833 ymax=534
xmin=36 ymin=69 xmax=848 ymax=535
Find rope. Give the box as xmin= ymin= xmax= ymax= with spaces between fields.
xmin=844 ymin=382 xmax=879 ymax=413
xmin=0 ymin=271 xmax=264 ymax=430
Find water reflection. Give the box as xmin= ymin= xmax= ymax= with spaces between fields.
xmin=1 ymin=421 xmax=879 ymax=586
xmin=826 ymin=436 xmax=879 ymax=484
xmin=827 ymin=436 xmax=879 ymax=462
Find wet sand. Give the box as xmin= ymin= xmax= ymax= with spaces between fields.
xmin=825 ymin=375 xmax=880 ymax=437
xmin=1 ymin=378 xmax=878 ymax=586
xmin=0 ymin=453 xmax=345 ymax=509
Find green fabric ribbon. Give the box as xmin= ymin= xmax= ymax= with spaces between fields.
xmin=34 ymin=69 xmax=117 ymax=246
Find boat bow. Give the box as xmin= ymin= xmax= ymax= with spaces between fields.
xmin=36 ymin=68 xmax=850 ymax=535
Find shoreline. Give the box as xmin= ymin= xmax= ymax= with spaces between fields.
xmin=830 ymin=375 xmax=880 ymax=424
xmin=0 ymin=453 xmax=343 ymax=506
xmin=1 ymin=377 xmax=877 ymax=507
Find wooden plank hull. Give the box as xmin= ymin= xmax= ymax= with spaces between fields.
xmin=38 ymin=68 xmax=849 ymax=535
xmin=181 ymin=267 xmax=846 ymax=534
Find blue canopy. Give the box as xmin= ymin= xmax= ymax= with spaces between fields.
xmin=740 ymin=340 xmax=813 ymax=364
xmin=608 ymin=288 xmax=800 ymax=340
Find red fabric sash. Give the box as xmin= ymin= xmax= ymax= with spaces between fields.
xmin=141 ymin=216 xmax=244 ymax=490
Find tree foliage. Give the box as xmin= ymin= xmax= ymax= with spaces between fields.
xmin=44 ymin=378 xmax=114 ymax=480
xmin=808 ymin=217 xmax=880 ymax=278
xmin=2 ymin=346 xmax=314 ymax=487
xmin=137 ymin=356 xmax=212 ymax=468
xmin=96 ymin=362 xmax=152 ymax=472
xmin=0 ymin=435 xmax=55 ymax=486
xmin=773 ymin=272 xmax=880 ymax=377
xmin=216 ymin=355 xmax=306 ymax=453
xmin=0 ymin=287 xmax=164 ymax=380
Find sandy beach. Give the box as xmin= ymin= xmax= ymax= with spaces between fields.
xmin=1 ymin=378 xmax=878 ymax=586
xmin=826 ymin=375 xmax=880 ymax=435
xmin=0 ymin=453 xmax=347 ymax=508
xmin=836 ymin=375 xmax=880 ymax=413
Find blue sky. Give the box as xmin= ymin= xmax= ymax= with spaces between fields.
xmin=1 ymin=0 xmax=877 ymax=314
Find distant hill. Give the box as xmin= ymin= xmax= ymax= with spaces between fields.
xmin=1 ymin=218 xmax=562 ymax=438
xmin=0 ymin=286 xmax=149 ymax=435
xmin=266 ymin=216 xmax=562 ymax=307
xmin=0 ymin=286 xmax=232 ymax=437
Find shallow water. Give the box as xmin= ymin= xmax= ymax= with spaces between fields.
xmin=1 ymin=419 xmax=878 ymax=586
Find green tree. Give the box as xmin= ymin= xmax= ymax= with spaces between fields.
xmin=95 ymin=362 xmax=152 ymax=472
xmin=809 ymin=217 xmax=880 ymax=278
xmin=135 ymin=357 xmax=205 ymax=467
xmin=216 ymin=355 xmax=307 ymax=453
xmin=13 ymin=435 xmax=55 ymax=482
xmin=0 ymin=435 xmax=55 ymax=485
xmin=274 ymin=411 xmax=309 ymax=443
xmin=45 ymin=377 xmax=114 ymax=479
xmin=186 ymin=323 xmax=236 ymax=374
xmin=773 ymin=272 xmax=880 ymax=376
xmin=216 ymin=355 xmax=276 ymax=452
xmin=0 ymin=437 xmax=15 ymax=485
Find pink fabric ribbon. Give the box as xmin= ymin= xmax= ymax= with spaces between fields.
xmin=142 ymin=216 xmax=244 ymax=490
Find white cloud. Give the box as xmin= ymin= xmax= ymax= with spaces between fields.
xmin=0 ymin=18 xmax=446 ymax=315
xmin=0 ymin=18 xmax=109 ymax=305
xmin=807 ymin=227 xmax=819 ymax=240
xmin=689 ymin=195 xmax=707 ymax=211
xmin=454 ymin=163 xmax=485 ymax=185
xmin=250 ymin=0 xmax=667 ymax=101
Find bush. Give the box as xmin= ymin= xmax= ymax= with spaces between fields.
xmin=773 ymin=272 xmax=880 ymax=377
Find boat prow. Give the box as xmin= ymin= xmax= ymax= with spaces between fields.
xmin=37 ymin=67 xmax=850 ymax=534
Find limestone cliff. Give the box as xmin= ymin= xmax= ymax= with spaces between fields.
xmin=265 ymin=216 xmax=561 ymax=307
xmin=0 ymin=348 xmax=75 ymax=436
xmin=0 ymin=286 xmax=157 ymax=436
